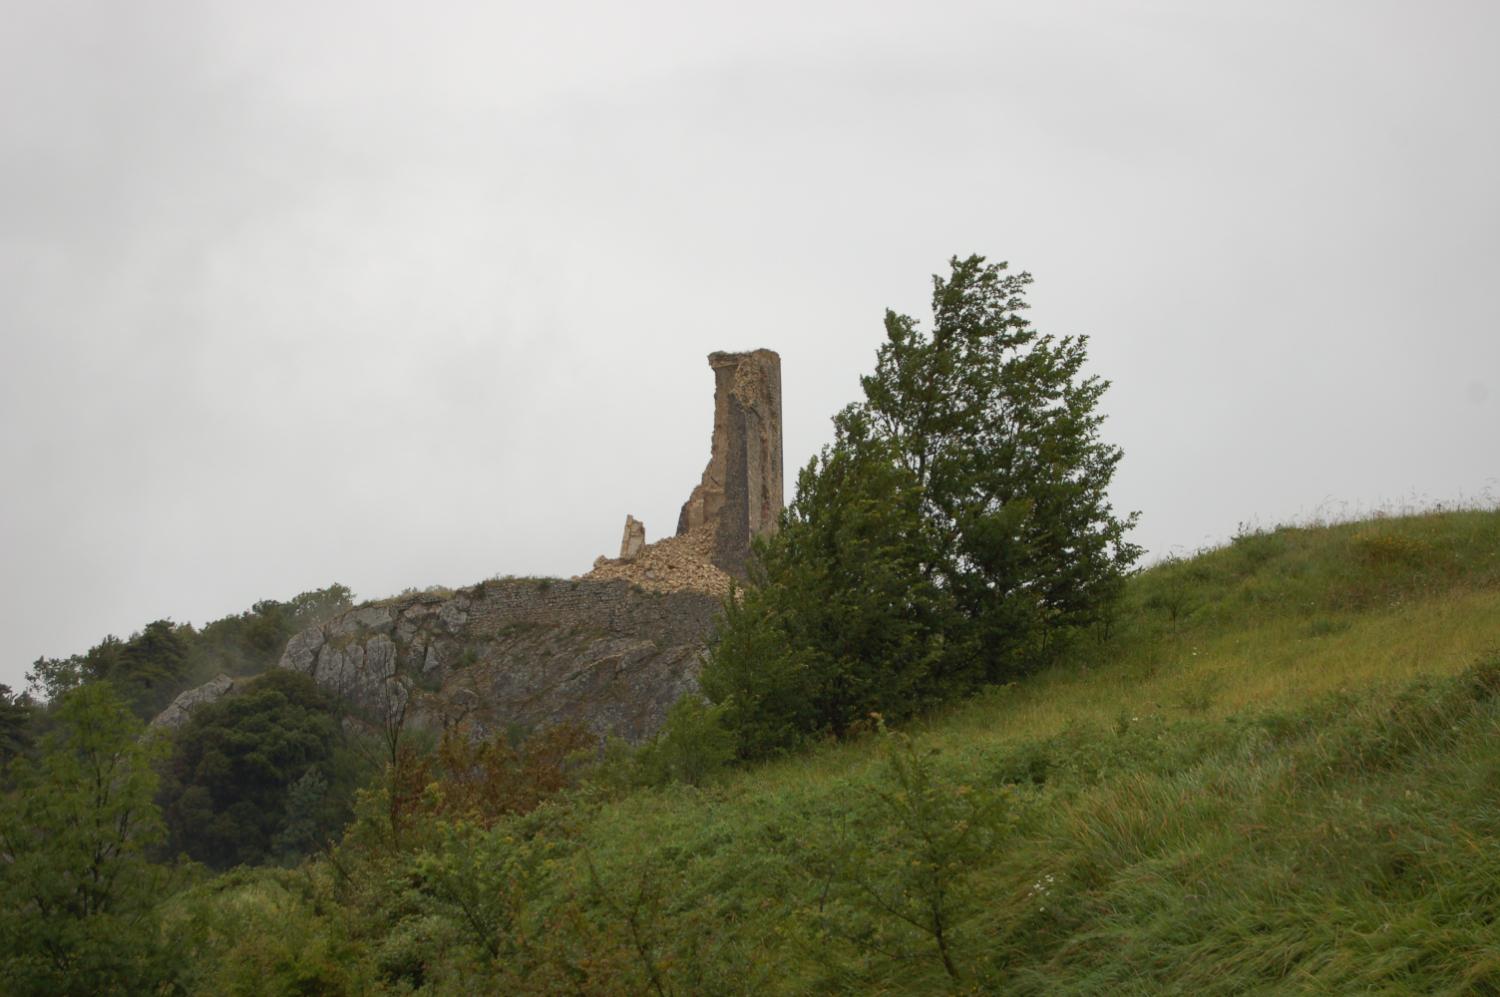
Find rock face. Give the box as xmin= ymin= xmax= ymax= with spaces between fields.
xmin=619 ymin=515 xmax=646 ymax=561
xmin=676 ymin=349 xmax=784 ymax=578
xmin=150 ymin=673 xmax=235 ymax=729
xmin=275 ymin=578 xmax=719 ymax=743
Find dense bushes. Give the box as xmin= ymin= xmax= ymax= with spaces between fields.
xmin=157 ymin=669 xmax=360 ymax=868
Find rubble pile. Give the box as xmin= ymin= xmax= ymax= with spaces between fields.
xmin=581 ymin=525 xmax=732 ymax=598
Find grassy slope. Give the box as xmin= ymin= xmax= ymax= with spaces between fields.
xmin=177 ymin=510 xmax=1500 ymax=994
xmin=575 ymin=510 xmax=1500 ymax=994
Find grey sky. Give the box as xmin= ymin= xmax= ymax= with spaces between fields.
xmin=3 ymin=1 xmax=1496 ymax=690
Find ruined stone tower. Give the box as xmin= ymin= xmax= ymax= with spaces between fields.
xmin=676 ymin=349 xmax=783 ymax=578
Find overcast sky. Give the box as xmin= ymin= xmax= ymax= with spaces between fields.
xmin=2 ymin=0 xmax=1496 ymax=691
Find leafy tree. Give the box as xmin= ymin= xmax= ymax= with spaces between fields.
xmin=856 ymin=254 xmax=1140 ymax=664
xmin=26 ymin=622 xmax=192 ymax=720
xmin=271 ymin=768 xmax=330 ymax=861
xmin=111 ymin=620 xmax=194 ymax=717
xmin=0 ymin=683 xmax=33 ymax=764
xmin=158 ymin=669 xmax=353 ymax=868
xmin=704 ymin=255 xmax=1140 ymax=756
xmin=25 ymin=653 xmax=85 ymax=704
xmin=0 ymin=684 xmax=173 ymax=994
xmin=703 ymin=435 xmax=968 ymax=756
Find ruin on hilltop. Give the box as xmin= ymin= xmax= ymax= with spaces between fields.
xmin=583 ymin=348 xmax=784 ymax=596
xmin=158 ymin=349 xmax=785 ymax=744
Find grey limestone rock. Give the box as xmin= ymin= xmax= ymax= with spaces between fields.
xmin=272 ymin=577 xmax=719 ymax=743
xmin=279 ymin=626 xmax=325 ymax=675
xmin=437 ymin=601 xmax=469 ymax=633
xmin=150 ymin=673 xmax=234 ymax=729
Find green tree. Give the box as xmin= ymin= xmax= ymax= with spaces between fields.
xmin=157 ymin=669 xmax=352 ymax=868
xmin=634 ymin=694 xmax=738 ymax=786
xmin=29 ymin=623 xmax=194 ymax=720
xmin=703 ymin=255 xmax=1139 ymax=756
xmin=0 ymin=683 xmax=32 ymax=764
xmin=26 ymin=652 xmax=86 ymax=703
xmin=111 ymin=620 xmax=194 ymax=717
xmin=856 ymin=254 xmax=1140 ymax=667
xmin=0 ymin=683 xmax=173 ymax=994
xmin=704 ymin=434 xmax=967 ymax=756
xmin=271 ymin=768 xmax=329 ymax=861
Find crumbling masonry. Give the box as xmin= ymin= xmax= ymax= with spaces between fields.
xmin=586 ymin=349 xmax=783 ymax=592
xmin=676 ymin=349 xmax=784 ymax=577
xmin=159 ymin=349 xmax=786 ymax=745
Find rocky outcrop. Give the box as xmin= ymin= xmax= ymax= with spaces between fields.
xmin=274 ymin=577 xmax=719 ymax=743
xmin=150 ymin=673 xmax=235 ymax=729
xmin=676 ymin=349 xmax=783 ymax=578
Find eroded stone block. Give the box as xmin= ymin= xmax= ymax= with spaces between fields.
xmin=620 ymin=514 xmax=646 ymax=561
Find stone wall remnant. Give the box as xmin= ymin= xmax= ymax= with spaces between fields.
xmin=676 ymin=349 xmax=783 ymax=577
xmin=619 ymin=515 xmax=646 ymax=561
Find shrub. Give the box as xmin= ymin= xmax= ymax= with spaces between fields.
xmin=634 ymin=696 xmax=736 ymax=787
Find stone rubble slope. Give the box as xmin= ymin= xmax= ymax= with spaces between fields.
xmin=581 ymin=526 xmax=733 ymax=598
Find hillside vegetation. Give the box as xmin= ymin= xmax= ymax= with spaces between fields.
xmin=150 ymin=508 xmax=1500 ymax=994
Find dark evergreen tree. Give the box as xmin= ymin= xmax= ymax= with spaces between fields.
xmin=703 ymin=427 xmax=969 ymax=757
xmin=0 ymin=684 xmax=33 ymax=765
xmin=157 ymin=669 xmax=353 ymax=868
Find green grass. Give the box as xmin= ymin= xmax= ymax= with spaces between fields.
xmin=168 ymin=509 xmax=1500 ymax=994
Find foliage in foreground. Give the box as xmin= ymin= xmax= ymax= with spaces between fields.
xmin=160 ymin=653 xmax=1500 ymax=995
xmin=0 ymin=685 xmax=174 ymax=995
xmin=6 ymin=509 xmax=1500 ymax=993
xmin=136 ymin=508 xmax=1500 ymax=995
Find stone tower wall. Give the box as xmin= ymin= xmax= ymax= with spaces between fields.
xmin=675 ymin=349 xmax=783 ymax=577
